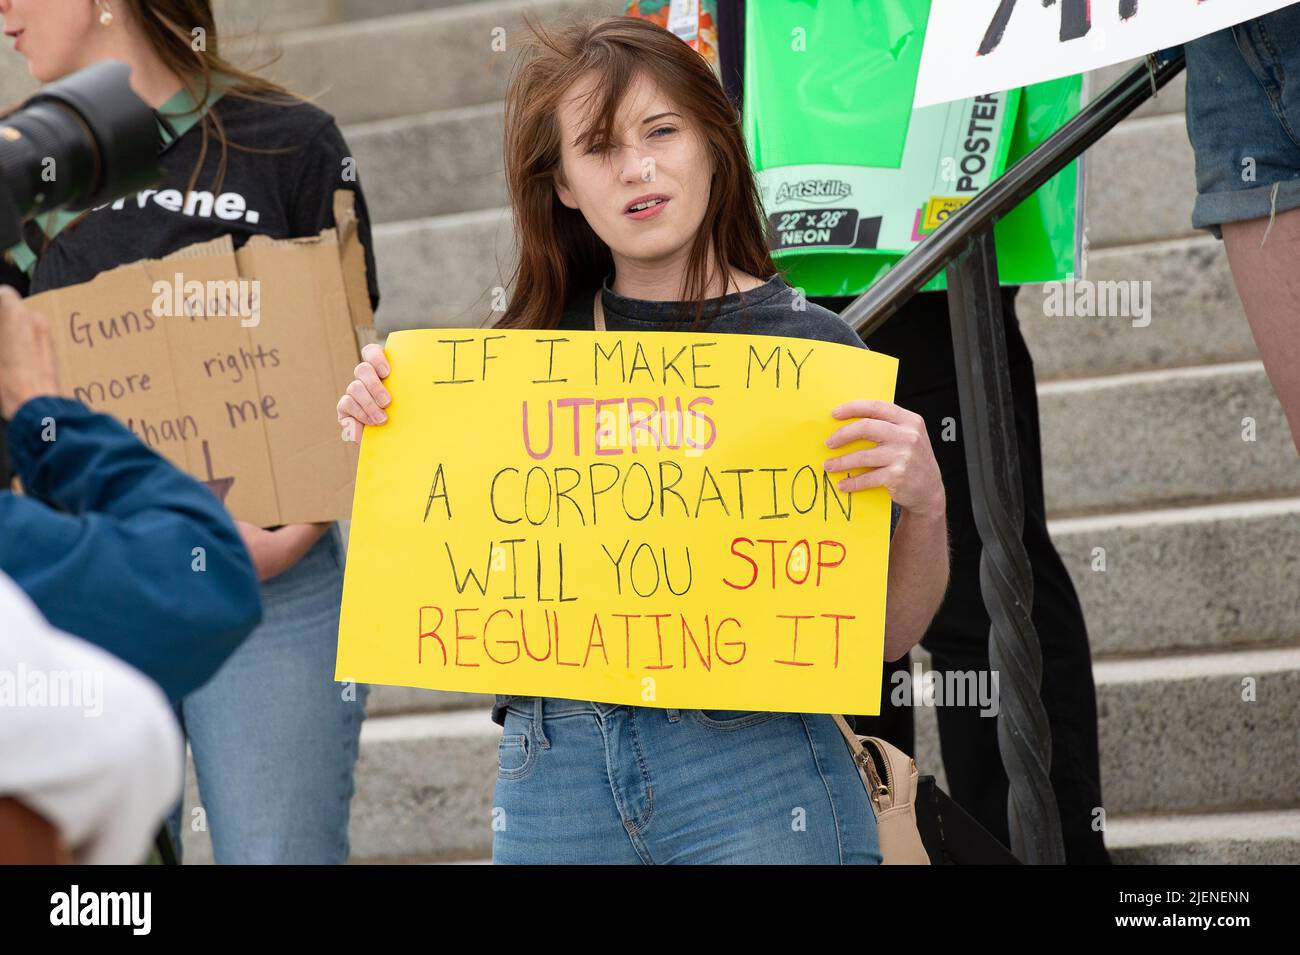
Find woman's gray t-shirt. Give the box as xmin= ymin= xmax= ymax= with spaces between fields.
xmin=490 ymin=273 xmax=900 ymax=726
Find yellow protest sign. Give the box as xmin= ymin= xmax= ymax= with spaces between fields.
xmin=337 ymin=328 xmax=898 ymax=715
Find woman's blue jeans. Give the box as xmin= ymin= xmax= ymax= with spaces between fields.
xmin=166 ymin=524 xmax=368 ymax=863
xmin=492 ymin=697 xmax=882 ymax=864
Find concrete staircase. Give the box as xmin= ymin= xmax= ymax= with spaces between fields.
xmin=197 ymin=0 xmax=1300 ymax=865
xmin=4 ymin=0 xmax=1292 ymax=863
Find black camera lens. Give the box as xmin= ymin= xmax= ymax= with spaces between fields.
xmin=0 ymin=99 xmax=101 ymax=216
xmin=0 ymin=60 xmax=160 ymax=236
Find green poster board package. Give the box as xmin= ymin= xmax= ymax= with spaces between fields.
xmin=743 ymin=0 xmax=1083 ymax=297
xmin=755 ymin=89 xmax=1020 ymax=263
xmin=744 ymin=0 xmax=933 ymax=171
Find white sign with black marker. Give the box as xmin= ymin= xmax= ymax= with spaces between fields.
xmin=914 ymin=0 xmax=1298 ymax=108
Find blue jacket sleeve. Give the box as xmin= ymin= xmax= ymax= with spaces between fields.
xmin=0 ymin=396 xmax=262 ymax=701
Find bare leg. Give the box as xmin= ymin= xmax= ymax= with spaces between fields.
xmin=1221 ymin=209 xmax=1300 ymax=452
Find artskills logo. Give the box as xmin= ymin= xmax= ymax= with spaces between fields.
xmin=773 ymin=178 xmax=852 ymax=205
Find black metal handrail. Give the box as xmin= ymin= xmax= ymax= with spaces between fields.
xmin=844 ymin=53 xmax=1186 ymax=864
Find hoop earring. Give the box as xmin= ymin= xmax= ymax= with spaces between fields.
xmin=96 ymin=1 xmax=114 ymax=25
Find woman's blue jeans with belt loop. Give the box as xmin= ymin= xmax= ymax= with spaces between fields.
xmin=492 ymin=697 xmax=882 ymax=864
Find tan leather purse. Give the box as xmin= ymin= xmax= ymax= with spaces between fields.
xmin=832 ymin=714 xmax=931 ymax=865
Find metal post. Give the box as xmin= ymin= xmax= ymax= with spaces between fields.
xmin=946 ymin=229 xmax=1065 ymax=864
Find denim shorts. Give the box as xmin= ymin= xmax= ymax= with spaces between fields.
xmin=491 ymin=697 xmax=882 ymax=864
xmin=1181 ymin=5 xmax=1300 ymax=236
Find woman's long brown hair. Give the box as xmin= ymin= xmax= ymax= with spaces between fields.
xmin=499 ymin=15 xmax=776 ymax=331
xmin=117 ymin=0 xmax=305 ymax=197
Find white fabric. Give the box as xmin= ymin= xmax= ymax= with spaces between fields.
xmin=0 ymin=572 xmax=182 ymax=863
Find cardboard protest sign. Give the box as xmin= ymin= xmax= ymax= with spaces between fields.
xmin=337 ymin=329 xmax=899 ymax=715
xmin=914 ymin=0 xmax=1297 ymax=107
xmin=27 ymin=191 xmax=374 ymax=527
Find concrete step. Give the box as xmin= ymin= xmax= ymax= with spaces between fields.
xmin=1039 ymin=362 xmax=1297 ymax=517
xmin=347 ymin=103 xmax=506 ymax=225
xmin=366 ymin=685 xmax=493 ymax=716
xmin=340 ymin=0 xmax=490 ymax=21
xmin=1016 ymin=237 xmax=1257 ymax=383
xmin=216 ymin=0 xmax=340 ymax=33
xmin=353 ymin=856 xmax=492 ymax=863
xmin=903 ymin=646 xmax=1299 ymax=823
xmin=1091 ymin=646 xmax=1300 ymax=816
xmin=1051 ymin=498 xmax=1300 ymax=658
xmin=1087 ymin=114 xmax=1198 ymax=249
xmin=347 ymin=708 xmax=500 ymax=862
xmin=372 ymin=208 xmax=514 ymax=331
xmin=263 ymin=0 xmax=622 ymax=126
xmin=1106 ymin=807 xmax=1300 ymax=864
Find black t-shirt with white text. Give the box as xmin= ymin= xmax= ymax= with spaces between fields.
xmin=23 ymin=91 xmax=380 ymax=306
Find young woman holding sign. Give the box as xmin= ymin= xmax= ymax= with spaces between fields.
xmin=1 ymin=0 xmax=378 ymax=863
xmin=338 ymin=16 xmax=949 ymax=864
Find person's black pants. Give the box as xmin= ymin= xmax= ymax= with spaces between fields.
xmin=815 ymin=288 xmax=1110 ymax=865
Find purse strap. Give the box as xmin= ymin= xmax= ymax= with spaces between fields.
xmin=593 ymin=290 xmax=606 ymax=331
